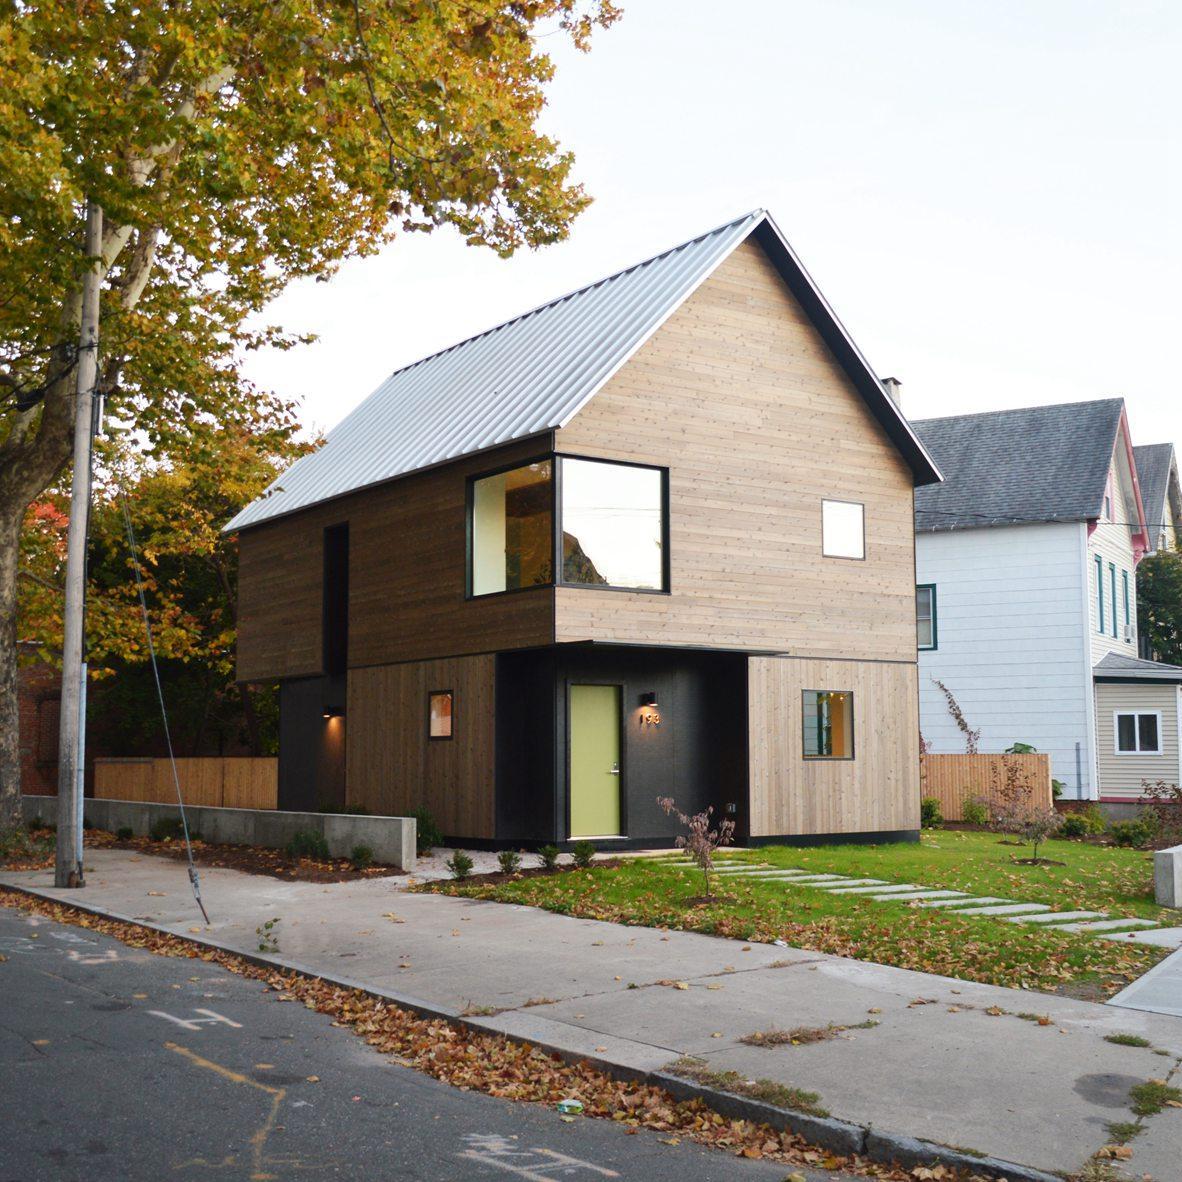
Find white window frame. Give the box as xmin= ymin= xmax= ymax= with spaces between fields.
xmin=916 ymin=584 xmax=937 ymax=651
xmin=821 ymin=499 xmax=865 ymax=560
xmin=1113 ymin=709 xmax=1164 ymax=756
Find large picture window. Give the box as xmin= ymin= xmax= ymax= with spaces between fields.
xmin=559 ymin=458 xmax=666 ymax=590
xmin=470 ymin=460 xmax=552 ymax=595
xmin=803 ymin=690 xmax=854 ymax=759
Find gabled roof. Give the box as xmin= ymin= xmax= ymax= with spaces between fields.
xmin=1094 ymin=652 xmax=1182 ymax=683
xmin=1133 ymin=443 xmax=1180 ymax=552
xmin=227 ymin=209 xmax=941 ymax=532
xmin=912 ymin=399 xmax=1129 ymax=532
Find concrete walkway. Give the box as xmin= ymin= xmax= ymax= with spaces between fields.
xmin=3 ymin=849 xmax=1182 ymax=1180
xmin=709 ymin=859 xmax=1182 ymax=948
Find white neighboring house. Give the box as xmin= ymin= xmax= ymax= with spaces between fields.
xmin=912 ymin=398 xmax=1182 ymax=803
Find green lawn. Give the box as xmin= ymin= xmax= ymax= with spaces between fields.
xmin=425 ymin=831 xmax=1173 ymax=998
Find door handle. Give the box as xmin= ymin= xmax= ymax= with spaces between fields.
xmin=608 ymin=764 xmax=620 ymax=776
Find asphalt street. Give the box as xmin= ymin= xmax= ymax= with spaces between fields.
xmin=0 ymin=903 xmax=845 ymax=1182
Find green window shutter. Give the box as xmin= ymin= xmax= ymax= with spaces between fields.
xmin=1095 ymin=555 xmax=1104 ymax=634
xmin=1109 ymin=563 xmax=1117 ymax=637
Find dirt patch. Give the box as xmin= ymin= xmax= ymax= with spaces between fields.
xmin=443 ymin=860 xmax=626 ymax=888
xmin=1009 ymin=857 xmax=1067 ymax=867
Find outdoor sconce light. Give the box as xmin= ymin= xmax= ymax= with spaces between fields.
xmin=639 ymin=692 xmax=661 ymax=727
xmin=322 ymin=706 xmax=344 ymax=720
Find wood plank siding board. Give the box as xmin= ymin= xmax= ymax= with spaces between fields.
xmin=346 ymin=655 xmax=496 ymax=838
xmin=554 ymin=240 xmax=918 ymax=661
xmin=235 ymin=435 xmax=554 ymax=682
xmin=748 ymin=656 xmax=920 ymax=837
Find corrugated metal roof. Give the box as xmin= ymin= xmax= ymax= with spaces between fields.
xmin=227 ymin=209 xmax=940 ymax=532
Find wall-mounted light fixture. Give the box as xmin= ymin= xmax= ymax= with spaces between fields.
xmin=639 ymin=692 xmax=661 ymax=727
xmin=322 ymin=705 xmax=344 ymax=720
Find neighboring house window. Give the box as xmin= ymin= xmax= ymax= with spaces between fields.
xmin=802 ymin=690 xmax=854 ymax=759
xmin=1109 ymin=563 xmax=1117 ymax=638
xmin=1114 ymin=711 xmax=1162 ymax=755
xmin=1122 ymin=569 xmax=1131 ymax=639
xmin=428 ymin=690 xmax=454 ymax=740
xmin=1104 ymin=492 xmax=1112 ymax=520
xmin=559 ymin=457 xmax=667 ymax=591
xmin=916 ymin=584 xmax=937 ymax=650
xmin=470 ymin=460 xmax=553 ymax=595
xmin=1095 ymin=555 xmax=1104 ymax=634
xmin=821 ymin=499 xmax=865 ymax=559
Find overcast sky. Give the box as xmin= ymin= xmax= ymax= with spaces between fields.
xmin=242 ymin=0 xmax=1180 ymax=451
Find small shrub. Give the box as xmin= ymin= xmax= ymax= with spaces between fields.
xmin=412 ymin=807 xmax=443 ymax=856
xmin=496 ymin=849 xmax=521 ymax=875
xmin=1081 ymin=804 xmax=1108 ymax=834
xmin=1058 ymin=814 xmax=1089 ymax=839
xmin=1005 ymin=742 xmax=1038 ymax=754
xmin=1051 ymin=778 xmax=1065 ymax=799
xmin=446 ymin=850 xmax=474 ymax=880
xmin=920 ymin=797 xmax=944 ymax=829
xmin=571 ymin=840 xmax=596 ymax=869
xmin=1141 ymin=779 xmax=1182 ymax=846
xmin=1014 ymin=806 xmax=1063 ymax=860
xmin=537 ymin=843 xmax=561 ymax=870
xmin=350 ymin=843 xmax=375 ymax=870
xmin=149 ymin=816 xmax=186 ymax=842
xmin=961 ymin=796 xmax=989 ymax=827
xmin=1108 ymin=818 xmax=1153 ymax=848
xmin=115 ymin=826 xmax=134 ymax=841
xmin=286 ymin=829 xmax=330 ymax=860
xmin=256 ymin=917 xmax=281 ymax=953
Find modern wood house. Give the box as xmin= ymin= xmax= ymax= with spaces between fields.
xmin=227 ymin=210 xmax=942 ymax=847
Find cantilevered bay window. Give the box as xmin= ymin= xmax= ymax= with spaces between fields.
xmin=469 ymin=455 xmax=668 ymax=596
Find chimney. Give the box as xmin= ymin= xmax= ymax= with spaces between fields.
xmin=882 ymin=376 xmax=903 ymax=413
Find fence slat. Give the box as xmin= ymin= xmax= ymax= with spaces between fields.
xmin=93 ymin=757 xmax=277 ymax=810
xmin=921 ymin=753 xmax=1052 ymax=821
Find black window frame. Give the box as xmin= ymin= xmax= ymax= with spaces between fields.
xmin=801 ymin=688 xmax=856 ymax=761
xmin=427 ymin=689 xmax=455 ymax=742
xmin=465 ymin=452 xmax=671 ymax=599
xmin=916 ymin=583 xmax=938 ymax=651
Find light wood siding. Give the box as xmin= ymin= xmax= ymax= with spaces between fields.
xmin=920 ymin=753 xmax=1052 ymax=821
xmin=236 ymin=436 xmax=554 ymax=682
xmin=1095 ymin=682 xmax=1181 ymax=799
xmin=748 ymin=656 xmax=920 ymax=836
xmin=554 ymin=239 xmax=917 ymax=660
xmin=94 ymin=757 xmax=278 ymax=809
xmin=345 ymin=655 xmax=495 ymax=838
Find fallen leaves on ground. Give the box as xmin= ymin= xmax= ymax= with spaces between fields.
xmin=0 ymin=886 xmax=993 ymax=1182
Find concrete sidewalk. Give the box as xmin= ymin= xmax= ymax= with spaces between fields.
xmin=4 ymin=850 xmax=1181 ymax=1180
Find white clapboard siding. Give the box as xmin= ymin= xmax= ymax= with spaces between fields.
xmin=1087 ymin=453 xmax=1141 ymax=665
xmin=917 ymin=522 xmax=1094 ymax=796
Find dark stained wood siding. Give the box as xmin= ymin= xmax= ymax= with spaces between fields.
xmin=346 ymin=655 xmax=495 ymax=838
xmin=235 ymin=435 xmax=554 ymax=682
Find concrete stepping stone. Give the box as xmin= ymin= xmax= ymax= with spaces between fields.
xmin=811 ymin=879 xmax=888 ymax=889
xmin=1005 ymin=910 xmax=1105 ymax=925
xmin=826 ymin=883 xmax=920 ymax=894
xmin=1055 ymin=917 xmax=1160 ymax=933
xmin=918 ymin=896 xmax=1009 ymax=909
xmin=945 ymin=903 xmax=1050 ymax=917
xmin=869 ymin=889 xmax=965 ymax=902
xmin=1099 ymin=927 xmax=1182 ymax=948
xmin=716 ymin=866 xmax=803 ymax=875
xmin=732 ymin=872 xmax=848 ymax=883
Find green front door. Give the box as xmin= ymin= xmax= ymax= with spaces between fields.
xmin=569 ymin=684 xmax=622 ymax=838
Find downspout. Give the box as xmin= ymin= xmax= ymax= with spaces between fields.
xmin=1079 ymin=523 xmax=1100 ymax=800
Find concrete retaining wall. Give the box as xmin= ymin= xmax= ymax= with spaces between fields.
xmin=1156 ymin=843 xmax=1182 ymax=910
xmin=22 ymin=795 xmax=415 ymax=872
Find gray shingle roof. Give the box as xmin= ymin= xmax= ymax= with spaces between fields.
xmin=912 ymin=399 xmax=1125 ymax=532
xmin=1094 ymin=652 xmax=1182 ymax=682
xmin=1133 ymin=443 xmax=1177 ymax=551
xmin=226 ymin=210 xmax=940 ymax=532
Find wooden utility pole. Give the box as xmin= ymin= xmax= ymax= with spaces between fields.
xmin=55 ymin=201 xmax=103 ymax=888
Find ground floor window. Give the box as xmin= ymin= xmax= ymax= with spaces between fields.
xmin=428 ymin=690 xmax=454 ymax=740
xmin=803 ymin=690 xmax=854 ymax=759
xmin=1114 ymin=710 xmax=1161 ymax=754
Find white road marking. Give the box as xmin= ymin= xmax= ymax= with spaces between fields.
xmin=147 ymin=1008 xmax=244 ymax=1032
xmin=66 ymin=948 xmax=121 ymax=965
xmin=458 ymin=1134 xmax=620 ymax=1180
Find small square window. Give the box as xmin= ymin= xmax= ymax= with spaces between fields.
xmin=428 ymin=690 xmax=454 ymax=740
xmin=822 ymin=500 xmax=865 ymax=559
xmin=803 ymin=690 xmax=854 ymax=759
xmin=1115 ymin=711 xmax=1161 ymax=755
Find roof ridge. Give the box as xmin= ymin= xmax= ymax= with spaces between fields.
xmin=913 ymin=396 xmax=1124 ymax=427
xmin=373 ymin=208 xmax=766 ymax=387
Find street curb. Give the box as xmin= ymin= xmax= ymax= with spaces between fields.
xmin=0 ymin=882 xmax=1063 ymax=1182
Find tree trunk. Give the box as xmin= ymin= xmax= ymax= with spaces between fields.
xmin=0 ymin=510 xmax=23 ymax=831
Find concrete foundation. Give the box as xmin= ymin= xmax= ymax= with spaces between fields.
xmin=21 ymin=795 xmax=415 ymax=871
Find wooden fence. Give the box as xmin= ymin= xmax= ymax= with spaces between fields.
xmin=920 ymin=753 xmax=1052 ymax=822
xmin=94 ymin=757 xmax=278 ymax=810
